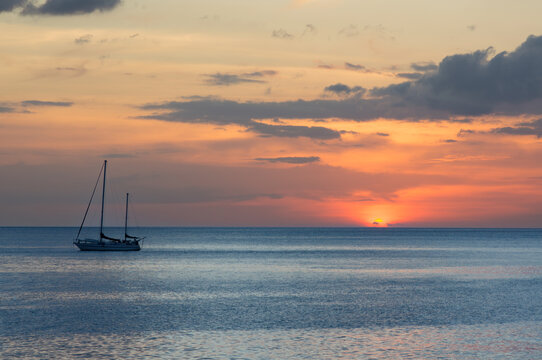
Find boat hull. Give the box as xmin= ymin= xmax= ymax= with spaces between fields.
xmin=75 ymin=240 xmax=141 ymax=251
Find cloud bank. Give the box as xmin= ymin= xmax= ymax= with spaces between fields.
xmin=372 ymin=35 xmax=542 ymax=115
xmin=140 ymin=35 xmax=542 ymax=136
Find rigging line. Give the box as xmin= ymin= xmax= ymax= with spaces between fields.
xmin=75 ymin=163 xmax=104 ymax=241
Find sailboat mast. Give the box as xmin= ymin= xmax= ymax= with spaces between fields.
xmin=100 ymin=159 xmax=107 ymax=240
xmin=124 ymin=192 xmax=129 ymax=241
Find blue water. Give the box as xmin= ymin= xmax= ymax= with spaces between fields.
xmin=1 ymin=227 xmax=542 ymax=359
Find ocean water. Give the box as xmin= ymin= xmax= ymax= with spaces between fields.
xmin=1 ymin=227 xmax=542 ymax=359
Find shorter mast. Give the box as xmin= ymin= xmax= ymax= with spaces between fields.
xmin=99 ymin=159 xmax=107 ymax=243
xmin=124 ymin=193 xmax=129 ymax=242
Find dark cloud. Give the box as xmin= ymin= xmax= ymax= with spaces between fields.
xmin=396 ymin=72 xmax=423 ymax=80
xmin=0 ymin=0 xmax=27 ymax=12
xmin=254 ymin=156 xmax=320 ymax=164
xmin=0 ymin=106 xmax=16 ymax=113
xmin=204 ymin=71 xmax=275 ymax=86
xmin=138 ymin=93 xmax=451 ymax=134
xmin=372 ymin=35 xmax=542 ymax=116
xmin=249 ymin=122 xmax=341 ymax=140
xmin=324 ymin=83 xmax=366 ymax=96
xmin=22 ymin=0 xmax=121 ymax=15
xmin=139 ymin=97 xmax=399 ymax=125
xmin=410 ymin=62 xmax=438 ymax=72
xmin=490 ymin=118 xmax=542 ymax=137
xmin=457 ymin=129 xmax=475 ymax=137
xmin=141 ymin=37 xmax=542 ymax=130
xmin=272 ymin=29 xmax=293 ymax=39
xmin=21 ymin=100 xmax=73 ymax=107
xmin=443 ymin=139 xmax=458 ymax=143
xmin=139 ymin=98 xmax=352 ymax=139
xmin=376 ymin=132 xmax=389 ymax=137
xmin=344 ymin=62 xmax=365 ymax=71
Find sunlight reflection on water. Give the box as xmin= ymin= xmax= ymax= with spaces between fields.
xmin=3 ymin=322 xmax=542 ymax=359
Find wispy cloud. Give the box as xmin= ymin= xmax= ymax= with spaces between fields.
xmin=410 ymin=61 xmax=437 ymax=72
xmin=0 ymin=105 xmax=16 ymax=113
xmin=344 ymin=62 xmax=365 ymax=71
xmin=74 ymin=34 xmax=93 ymax=44
xmin=21 ymin=100 xmax=73 ymax=107
xmin=338 ymin=24 xmax=359 ymax=37
xmin=301 ymin=24 xmax=317 ymax=36
xmin=324 ymin=83 xmax=366 ymax=97
xmin=272 ymin=29 xmax=294 ymax=39
xmin=490 ymin=118 xmax=542 ymax=137
xmin=254 ymin=156 xmax=320 ymax=164
xmin=204 ymin=71 xmax=276 ymax=86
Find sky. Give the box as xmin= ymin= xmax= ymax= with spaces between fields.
xmin=2 ymin=0 xmax=542 ymax=227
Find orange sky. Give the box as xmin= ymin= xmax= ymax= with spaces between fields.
xmin=2 ymin=0 xmax=542 ymax=226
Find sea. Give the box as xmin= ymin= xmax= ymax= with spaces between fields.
xmin=1 ymin=227 xmax=542 ymax=359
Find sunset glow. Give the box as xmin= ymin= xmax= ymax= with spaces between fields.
xmin=2 ymin=1 xmax=542 ymax=226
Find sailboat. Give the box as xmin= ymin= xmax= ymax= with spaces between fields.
xmin=74 ymin=160 xmax=143 ymax=251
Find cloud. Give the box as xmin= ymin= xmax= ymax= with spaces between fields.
xmin=74 ymin=34 xmax=93 ymax=44
xmin=376 ymin=132 xmax=389 ymax=137
xmin=204 ymin=71 xmax=275 ymax=86
xmin=490 ymin=118 xmax=542 ymax=137
xmin=396 ymin=72 xmax=423 ymax=80
xmin=371 ymin=35 xmax=542 ymax=116
xmin=21 ymin=100 xmax=73 ymax=107
xmin=21 ymin=0 xmax=121 ymax=15
xmin=410 ymin=62 xmax=438 ymax=72
xmin=344 ymin=62 xmax=365 ymax=71
xmin=139 ymin=98 xmax=351 ymax=139
xmin=301 ymin=24 xmax=316 ymax=36
xmin=272 ymin=29 xmax=294 ymax=39
xmin=467 ymin=25 xmax=477 ymax=32
xmin=457 ymin=129 xmax=475 ymax=137
xmin=41 ymin=66 xmax=87 ymax=77
xmin=324 ymin=83 xmax=366 ymax=97
xmin=243 ymin=70 xmax=277 ymax=77
xmin=317 ymin=63 xmax=335 ymax=69
xmin=138 ymin=92 xmax=452 ymax=134
xmin=248 ymin=122 xmax=341 ymax=139
xmin=338 ymin=24 xmax=359 ymax=37
xmin=141 ymin=36 xmax=542 ymax=129
xmin=0 ymin=105 xmax=16 ymax=113
xmin=0 ymin=0 xmax=27 ymax=12
xmin=254 ymin=156 xmax=320 ymax=164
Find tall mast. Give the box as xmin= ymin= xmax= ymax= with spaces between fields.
xmin=99 ymin=159 xmax=107 ymax=241
xmin=124 ymin=192 xmax=129 ymax=241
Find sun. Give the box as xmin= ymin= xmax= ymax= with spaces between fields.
xmin=371 ymin=218 xmax=387 ymax=227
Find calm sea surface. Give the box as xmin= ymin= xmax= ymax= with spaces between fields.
xmin=1 ymin=227 xmax=542 ymax=359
